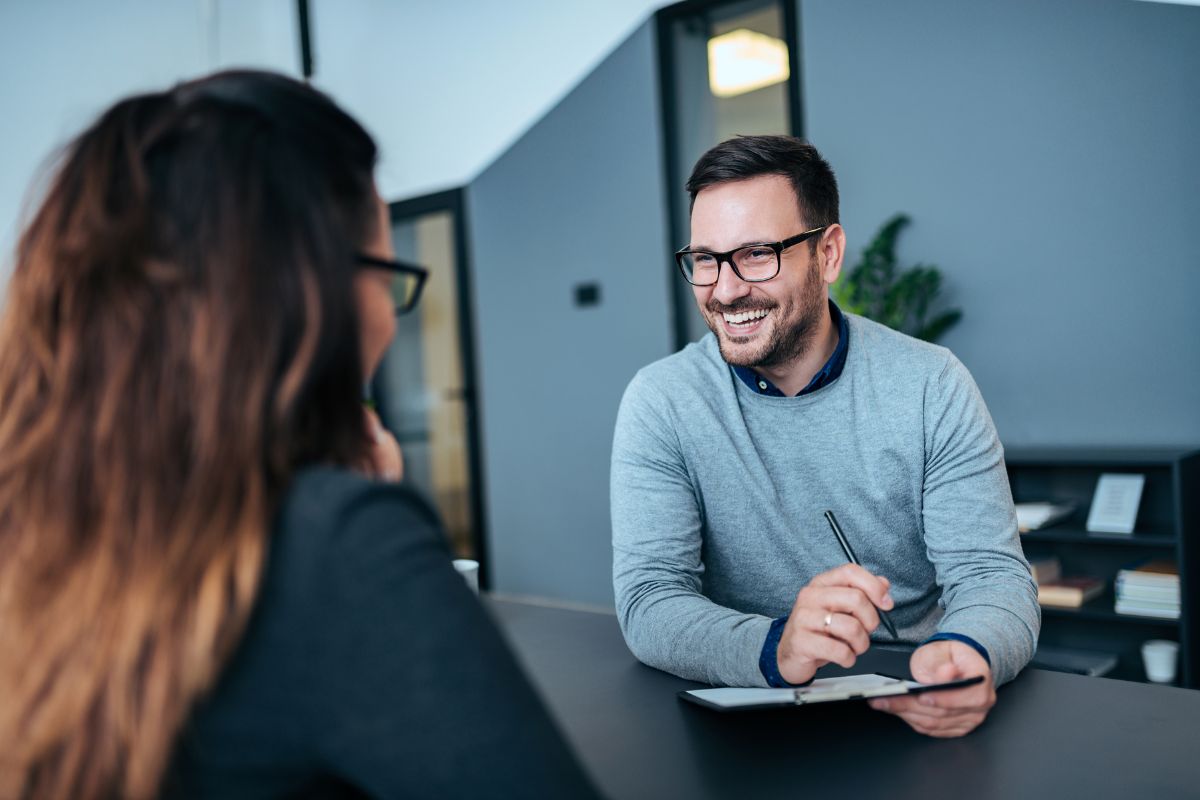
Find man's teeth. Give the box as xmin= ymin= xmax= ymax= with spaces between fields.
xmin=722 ymin=309 xmax=769 ymax=325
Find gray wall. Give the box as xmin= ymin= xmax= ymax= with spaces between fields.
xmin=801 ymin=0 xmax=1200 ymax=446
xmin=466 ymin=0 xmax=1200 ymax=605
xmin=467 ymin=19 xmax=673 ymax=607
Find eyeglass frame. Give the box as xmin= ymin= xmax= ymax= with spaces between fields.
xmin=354 ymin=253 xmax=429 ymax=315
xmin=674 ymin=225 xmax=829 ymax=286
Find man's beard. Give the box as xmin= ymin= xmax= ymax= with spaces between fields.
xmin=704 ymin=266 xmax=827 ymax=369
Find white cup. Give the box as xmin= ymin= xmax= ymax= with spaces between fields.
xmin=1141 ymin=639 xmax=1179 ymax=684
xmin=452 ymin=559 xmax=480 ymax=595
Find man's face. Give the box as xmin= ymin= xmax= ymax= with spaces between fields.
xmin=689 ymin=175 xmax=831 ymax=369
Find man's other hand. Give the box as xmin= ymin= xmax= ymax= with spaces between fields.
xmin=868 ymin=640 xmax=995 ymax=737
xmin=775 ymin=564 xmax=893 ymax=685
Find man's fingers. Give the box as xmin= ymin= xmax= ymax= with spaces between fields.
xmin=781 ymin=626 xmax=858 ymax=669
xmin=873 ymin=690 xmax=991 ymax=715
xmin=809 ymin=564 xmax=893 ymax=609
xmin=900 ymin=711 xmax=985 ymax=737
xmin=910 ymin=641 xmax=958 ymax=682
xmin=794 ymin=585 xmax=882 ymax=634
xmin=869 ymin=699 xmax=988 ymax=737
xmin=913 ymin=658 xmax=961 ymax=687
xmin=910 ymin=720 xmax=979 ymax=739
xmin=808 ymin=635 xmax=858 ymax=669
xmin=797 ymin=608 xmax=871 ymax=655
xmin=936 ymin=659 xmax=961 ymax=682
xmin=917 ymin=683 xmax=992 ymax=710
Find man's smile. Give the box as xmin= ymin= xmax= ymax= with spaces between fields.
xmin=722 ymin=308 xmax=769 ymax=326
xmin=716 ymin=306 xmax=771 ymax=337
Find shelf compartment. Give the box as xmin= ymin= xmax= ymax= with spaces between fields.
xmin=1020 ymin=526 xmax=1177 ymax=547
xmin=1040 ymin=589 xmax=1180 ymax=625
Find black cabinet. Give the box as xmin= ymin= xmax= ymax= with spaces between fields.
xmin=1005 ymin=447 xmax=1199 ymax=687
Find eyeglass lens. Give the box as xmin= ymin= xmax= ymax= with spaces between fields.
xmin=681 ymin=245 xmax=778 ymax=285
xmin=391 ymin=272 xmax=422 ymax=313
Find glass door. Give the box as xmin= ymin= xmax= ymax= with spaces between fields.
xmin=373 ymin=190 xmax=485 ymax=573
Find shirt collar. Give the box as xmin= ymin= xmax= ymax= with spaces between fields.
xmin=731 ymin=301 xmax=850 ymax=397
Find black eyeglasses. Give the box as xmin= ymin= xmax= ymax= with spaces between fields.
xmin=355 ymin=253 xmax=428 ymax=315
xmin=675 ymin=226 xmax=828 ymax=286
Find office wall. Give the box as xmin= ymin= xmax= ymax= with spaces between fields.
xmin=468 ymin=19 xmax=673 ymax=607
xmin=800 ymin=0 xmax=1200 ymax=446
xmin=0 ymin=1 xmax=668 ymax=288
xmin=0 ymin=0 xmax=297 ymax=286
xmin=312 ymin=0 xmax=665 ymax=203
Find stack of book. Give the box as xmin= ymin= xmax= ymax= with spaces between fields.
xmin=1029 ymin=556 xmax=1106 ymax=608
xmin=1115 ymin=560 xmax=1180 ymax=619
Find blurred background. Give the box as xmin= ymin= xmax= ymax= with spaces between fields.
xmin=2 ymin=0 xmax=1198 ymax=614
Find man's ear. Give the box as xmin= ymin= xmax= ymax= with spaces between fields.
xmin=820 ymin=224 xmax=847 ymax=286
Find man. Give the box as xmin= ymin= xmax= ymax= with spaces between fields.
xmin=611 ymin=135 xmax=1039 ymax=738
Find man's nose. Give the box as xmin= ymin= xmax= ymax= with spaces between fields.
xmin=711 ymin=258 xmax=751 ymax=305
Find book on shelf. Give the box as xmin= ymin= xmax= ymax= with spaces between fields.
xmin=1116 ymin=581 xmax=1180 ymax=603
xmin=1115 ymin=559 xmax=1180 ymax=618
xmin=1015 ymin=502 xmax=1077 ymax=533
xmin=1028 ymin=556 xmax=1062 ymax=585
xmin=1038 ymin=576 xmax=1105 ymax=608
xmin=1113 ymin=600 xmax=1181 ymax=619
xmin=1117 ymin=560 xmax=1179 ymax=585
xmin=1030 ymin=645 xmax=1118 ymax=677
xmin=1117 ymin=587 xmax=1182 ymax=607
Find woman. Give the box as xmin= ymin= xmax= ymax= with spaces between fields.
xmin=0 ymin=71 xmax=600 ymax=799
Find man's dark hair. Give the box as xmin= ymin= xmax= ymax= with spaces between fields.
xmin=685 ymin=135 xmax=840 ymax=240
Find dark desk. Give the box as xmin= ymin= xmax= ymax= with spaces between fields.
xmin=490 ymin=598 xmax=1200 ymax=800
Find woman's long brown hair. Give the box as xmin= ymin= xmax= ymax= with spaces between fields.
xmin=0 ymin=71 xmax=378 ymax=798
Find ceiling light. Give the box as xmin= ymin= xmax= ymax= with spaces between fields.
xmin=708 ymin=28 xmax=790 ymax=99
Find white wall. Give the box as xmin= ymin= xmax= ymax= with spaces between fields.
xmin=0 ymin=0 xmax=666 ymax=286
xmin=308 ymin=0 xmax=665 ymax=202
xmin=0 ymin=0 xmax=296 ymax=282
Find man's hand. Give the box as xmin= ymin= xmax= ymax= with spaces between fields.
xmin=362 ymin=407 xmax=403 ymax=482
xmin=776 ymin=564 xmax=893 ymax=685
xmin=868 ymin=640 xmax=995 ymax=737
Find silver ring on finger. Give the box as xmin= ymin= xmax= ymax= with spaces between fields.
xmin=823 ymin=612 xmax=833 ymax=629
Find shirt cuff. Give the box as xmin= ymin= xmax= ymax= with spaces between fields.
xmin=922 ymin=632 xmax=991 ymax=666
xmin=758 ymin=615 xmax=813 ymax=688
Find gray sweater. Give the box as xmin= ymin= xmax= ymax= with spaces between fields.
xmin=611 ymin=313 xmax=1039 ymax=688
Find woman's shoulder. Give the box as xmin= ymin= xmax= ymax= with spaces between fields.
xmin=279 ymin=465 xmax=440 ymax=542
xmin=265 ymin=466 xmax=448 ymax=602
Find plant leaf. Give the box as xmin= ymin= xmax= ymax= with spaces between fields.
xmin=835 ymin=214 xmax=962 ymax=343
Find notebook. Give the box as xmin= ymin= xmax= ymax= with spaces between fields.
xmin=679 ymin=673 xmax=984 ymax=712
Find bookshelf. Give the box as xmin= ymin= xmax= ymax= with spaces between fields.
xmin=1005 ymin=447 xmax=1199 ymax=687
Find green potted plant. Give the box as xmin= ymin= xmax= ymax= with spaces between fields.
xmin=831 ymin=213 xmax=961 ymax=343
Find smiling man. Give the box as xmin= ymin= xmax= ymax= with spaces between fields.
xmin=611 ymin=135 xmax=1039 ymax=737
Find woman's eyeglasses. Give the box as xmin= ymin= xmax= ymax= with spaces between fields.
xmin=355 ymin=254 xmax=428 ymax=315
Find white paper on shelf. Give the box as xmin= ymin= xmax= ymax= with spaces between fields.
xmin=1086 ymin=474 xmax=1145 ymax=534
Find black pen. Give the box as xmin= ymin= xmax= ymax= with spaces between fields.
xmin=823 ymin=510 xmax=899 ymax=640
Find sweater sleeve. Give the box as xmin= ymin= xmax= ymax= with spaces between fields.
xmin=611 ymin=373 xmax=773 ymax=687
xmin=312 ymin=484 xmax=603 ymax=799
xmin=921 ymin=356 xmax=1041 ymax=685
